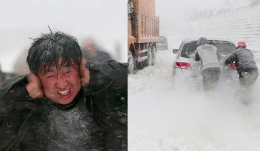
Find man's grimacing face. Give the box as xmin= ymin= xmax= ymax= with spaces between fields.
xmin=37 ymin=57 xmax=81 ymax=105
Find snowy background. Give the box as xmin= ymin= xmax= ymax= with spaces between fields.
xmin=129 ymin=48 xmax=260 ymax=151
xmin=0 ymin=0 xmax=127 ymax=73
xmin=129 ymin=0 xmax=260 ymax=150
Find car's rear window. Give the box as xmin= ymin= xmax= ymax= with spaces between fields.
xmin=180 ymin=40 xmax=236 ymax=58
xmin=159 ymin=37 xmax=166 ymax=43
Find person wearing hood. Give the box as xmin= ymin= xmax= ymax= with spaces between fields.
xmin=225 ymin=42 xmax=258 ymax=91
xmin=195 ymin=37 xmax=221 ymax=93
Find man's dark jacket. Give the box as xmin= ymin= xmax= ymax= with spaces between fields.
xmin=0 ymin=60 xmax=127 ymax=151
xmin=225 ymin=47 xmax=258 ymax=74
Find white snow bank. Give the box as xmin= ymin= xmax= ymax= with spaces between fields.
xmin=129 ymin=34 xmax=260 ymax=151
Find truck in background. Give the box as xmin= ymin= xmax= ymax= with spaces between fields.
xmin=128 ymin=0 xmax=160 ymax=74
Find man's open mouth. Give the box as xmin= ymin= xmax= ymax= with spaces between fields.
xmin=58 ymin=89 xmax=69 ymax=95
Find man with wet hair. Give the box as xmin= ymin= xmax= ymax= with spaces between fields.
xmin=195 ymin=37 xmax=221 ymax=93
xmin=0 ymin=31 xmax=127 ymax=150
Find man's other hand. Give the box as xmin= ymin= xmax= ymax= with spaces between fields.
xmin=80 ymin=57 xmax=90 ymax=87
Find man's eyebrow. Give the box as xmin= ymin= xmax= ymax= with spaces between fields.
xmin=43 ymin=69 xmax=55 ymax=75
xmin=60 ymin=64 xmax=72 ymax=69
xmin=61 ymin=61 xmax=78 ymax=68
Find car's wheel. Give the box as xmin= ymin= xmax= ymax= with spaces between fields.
xmin=151 ymin=46 xmax=156 ymax=66
xmin=147 ymin=47 xmax=152 ymax=66
xmin=128 ymin=51 xmax=135 ymax=74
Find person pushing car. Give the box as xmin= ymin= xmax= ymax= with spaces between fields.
xmin=225 ymin=41 xmax=259 ymax=92
xmin=194 ymin=37 xmax=221 ymax=93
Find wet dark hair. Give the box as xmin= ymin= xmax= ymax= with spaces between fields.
xmin=27 ymin=31 xmax=82 ymax=75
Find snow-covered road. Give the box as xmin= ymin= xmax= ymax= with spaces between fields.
xmin=128 ymin=40 xmax=260 ymax=151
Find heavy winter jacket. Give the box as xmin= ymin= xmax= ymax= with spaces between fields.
xmin=0 ymin=60 xmax=127 ymax=151
xmin=225 ymin=47 xmax=258 ymax=74
xmin=195 ymin=44 xmax=221 ymax=71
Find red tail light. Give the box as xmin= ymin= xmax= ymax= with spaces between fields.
xmin=174 ymin=62 xmax=192 ymax=69
xmin=230 ymin=62 xmax=236 ymax=70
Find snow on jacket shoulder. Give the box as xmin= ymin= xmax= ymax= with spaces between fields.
xmin=196 ymin=44 xmax=220 ymax=71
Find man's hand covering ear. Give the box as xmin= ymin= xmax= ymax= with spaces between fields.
xmin=80 ymin=57 xmax=90 ymax=87
xmin=26 ymin=72 xmax=44 ymax=98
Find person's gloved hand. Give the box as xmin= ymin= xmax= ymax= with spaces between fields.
xmin=80 ymin=57 xmax=90 ymax=87
xmin=26 ymin=72 xmax=44 ymax=98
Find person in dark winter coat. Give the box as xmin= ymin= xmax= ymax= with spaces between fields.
xmin=0 ymin=31 xmax=127 ymax=151
xmin=195 ymin=37 xmax=221 ymax=93
xmin=82 ymin=39 xmax=112 ymax=63
xmin=225 ymin=42 xmax=258 ymax=91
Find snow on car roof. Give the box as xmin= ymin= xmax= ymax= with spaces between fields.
xmin=182 ymin=37 xmax=235 ymax=43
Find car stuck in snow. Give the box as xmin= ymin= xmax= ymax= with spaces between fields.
xmin=172 ymin=37 xmax=239 ymax=91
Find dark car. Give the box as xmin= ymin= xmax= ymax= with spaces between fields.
xmin=156 ymin=36 xmax=168 ymax=50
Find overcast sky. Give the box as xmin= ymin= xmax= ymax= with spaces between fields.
xmin=156 ymin=0 xmax=227 ymax=36
xmin=156 ymin=0 xmax=226 ymax=13
xmin=0 ymin=0 xmax=127 ymax=72
xmin=155 ymin=0 xmax=252 ymax=36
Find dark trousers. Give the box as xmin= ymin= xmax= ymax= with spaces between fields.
xmin=239 ymin=69 xmax=258 ymax=90
xmin=202 ymin=67 xmax=221 ymax=92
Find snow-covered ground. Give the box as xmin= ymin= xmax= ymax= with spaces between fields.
xmin=128 ymin=37 xmax=260 ymax=151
